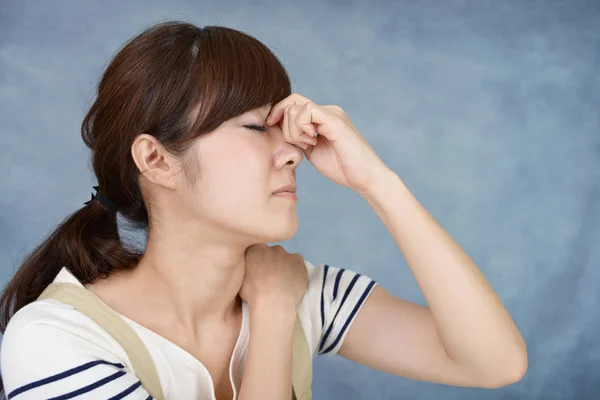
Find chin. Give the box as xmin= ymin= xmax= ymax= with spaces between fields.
xmin=261 ymin=217 xmax=299 ymax=243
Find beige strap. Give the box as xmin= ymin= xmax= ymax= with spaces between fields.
xmin=39 ymin=281 xmax=313 ymax=400
xmin=38 ymin=283 xmax=165 ymax=400
xmin=291 ymin=318 xmax=313 ymax=400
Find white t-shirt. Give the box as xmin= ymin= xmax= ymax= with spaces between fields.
xmin=1 ymin=261 xmax=377 ymax=399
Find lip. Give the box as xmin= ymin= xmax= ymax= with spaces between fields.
xmin=273 ymin=191 xmax=298 ymax=200
xmin=272 ymin=184 xmax=298 ymax=200
xmin=272 ymin=184 xmax=296 ymax=195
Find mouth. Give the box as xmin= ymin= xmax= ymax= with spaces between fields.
xmin=272 ymin=184 xmax=296 ymax=194
xmin=272 ymin=184 xmax=298 ymax=200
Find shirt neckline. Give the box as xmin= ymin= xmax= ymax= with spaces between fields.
xmin=53 ymin=266 xmax=249 ymax=393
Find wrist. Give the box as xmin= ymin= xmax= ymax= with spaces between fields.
xmin=361 ymin=167 xmax=401 ymax=200
xmin=249 ymin=296 xmax=297 ymax=323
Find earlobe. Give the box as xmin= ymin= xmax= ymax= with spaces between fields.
xmin=131 ymin=134 xmax=178 ymax=189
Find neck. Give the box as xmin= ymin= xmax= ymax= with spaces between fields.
xmin=130 ymin=228 xmax=248 ymax=336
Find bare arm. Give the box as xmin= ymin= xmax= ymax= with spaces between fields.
xmin=237 ymin=297 xmax=297 ymax=400
xmin=339 ymin=170 xmax=527 ymax=388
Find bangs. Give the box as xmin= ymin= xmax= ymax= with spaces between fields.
xmin=189 ymin=26 xmax=292 ymax=134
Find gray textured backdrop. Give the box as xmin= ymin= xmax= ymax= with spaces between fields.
xmin=1 ymin=1 xmax=599 ymax=399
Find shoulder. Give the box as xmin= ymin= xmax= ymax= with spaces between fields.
xmin=2 ymin=299 xmax=125 ymax=358
xmin=297 ymin=260 xmax=378 ymax=357
xmin=1 ymin=299 xmax=133 ymax=397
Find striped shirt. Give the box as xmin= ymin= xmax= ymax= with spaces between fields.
xmin=1 ymin=261 xmax=377 ymax=399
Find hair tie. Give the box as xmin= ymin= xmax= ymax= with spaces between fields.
xmin=84 ymin=186 xmax=117 ymax=212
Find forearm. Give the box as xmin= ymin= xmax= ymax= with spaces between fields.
xmin=362 ymin=169 xmax=527 ymax=379
xmin=238 ymin=297 xmax=297 ymax=400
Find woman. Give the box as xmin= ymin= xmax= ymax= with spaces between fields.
xmin=0 ymin=21 xmax=527 ymax=399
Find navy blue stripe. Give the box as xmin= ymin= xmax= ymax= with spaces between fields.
xmin=323 ymin=280 xmax=377 ymax=354
xmin=108 ymin=381 xmax=142 ymax=400
xmin=48 ymin=370 xmax=127 ymax=400
xmin=8 ymin=360 xmax=125 ymax=399
xmin=320 ymin=264 xmax=329 ymax=330
xmin=332 ymin=268 xmax=345 ymax=301
xmin=145 ymin=396 xmax=153 ymax=400
xmin=319 ymin=274 xmax=361 ymax=353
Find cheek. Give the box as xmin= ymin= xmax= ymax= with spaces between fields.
xmin=197 ymin=140 xmax=271 ymax=207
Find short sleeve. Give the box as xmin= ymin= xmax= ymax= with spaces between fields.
xmin=0 ymin=304 xmax=153 ymax=400
xmin=302 ymin=261 xmax=378 ymax=357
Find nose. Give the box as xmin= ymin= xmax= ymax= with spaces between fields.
xmin=272 ymin=131 xmax=303 ymax=170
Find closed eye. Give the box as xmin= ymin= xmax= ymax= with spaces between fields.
xmin=243 ymin=124 xmax=267 ymax=132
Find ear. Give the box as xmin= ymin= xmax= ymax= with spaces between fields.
xmin=131 ymin=134 xmax=181 ymax=190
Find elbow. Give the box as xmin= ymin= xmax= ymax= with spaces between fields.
xmin=484 ymin=352 xmax=528 ymax=389
xmin=481 ymin=336 xmax=529 ymax=389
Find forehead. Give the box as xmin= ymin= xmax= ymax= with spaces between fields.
xmin=245 ymin=103 xmax=272 ymax=116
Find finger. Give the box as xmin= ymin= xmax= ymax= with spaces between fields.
xmin=299 ymin=144 xmax=314 ymax=161
xmin=296 ymin=102 xmax=321 ymax=139
xmin=288 ymin=105 xmax=317 ymax=146
xmin=295 ymin=142 xmax=309 ymax=151
xmin=302 ymin=133 xmax=318 ymax=146
xmin=295 ymin=102 xmax=329 ymax=140
xmin=283 ymin=105 xmax=293 ymax=143
xmin=296 ymin=104 xmax=319 ymax=145
xmin=322 ymin=104 xmax=345 ymax=115
xmin=284 ymin=106 xmax=309 ymax=150
xmin=266 ymin=93 xmax=312 ymax=126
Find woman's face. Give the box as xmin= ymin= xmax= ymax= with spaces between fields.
xmin=177 ymin=105 xmax=304 ymax=245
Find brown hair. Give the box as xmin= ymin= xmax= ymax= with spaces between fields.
xmin=0 ymin=21 xmax=290 ymax=334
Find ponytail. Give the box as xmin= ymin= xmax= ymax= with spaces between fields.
xmin=0 ymin=199 xmax=140 ymax=333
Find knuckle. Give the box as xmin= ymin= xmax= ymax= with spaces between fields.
xmin=289 ymin=105 xmax=300 ymax=116
xmin=291 ymin=92 xmax=310 ymax=103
